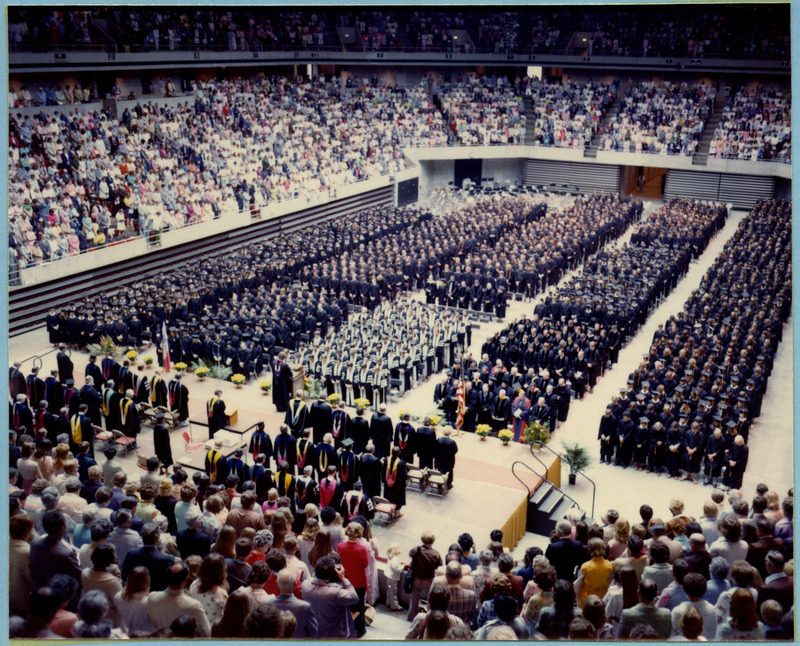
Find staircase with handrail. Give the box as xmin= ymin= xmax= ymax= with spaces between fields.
xmin=511 ymin=440 xmax=595 ymax=536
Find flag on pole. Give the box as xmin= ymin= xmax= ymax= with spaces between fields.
xmin=161 ymin=320 xmax=171 ymax=373
xmin=455 ymin=378 xmax=465 ymax=429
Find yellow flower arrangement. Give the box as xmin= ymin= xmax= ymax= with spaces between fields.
xmin=476 ymin=424 xmax=492 ymax=437
xmin=428 ymin=414 xmax=442 ymax=427
xmin=498 ymin=429 xmax=514 ymax=443
xmin=260 ymin=379 xmax=271 ymax=393
xmin=144 ymin=356 xmax=153 ymax=366
xmin=354 ymin=398 xmax=371 ymax=408
xmin=174 ymin=362 xmax=188 ymax=372
xmin=194 ymin=366 xmax=210 ymax=377
xmin=327 ymin=393 xmax=342 ymax=404
xmin=231 ymin=374 xmax=246 ymax=385
xmin=126 ymin=350 xmax=138 ymax=361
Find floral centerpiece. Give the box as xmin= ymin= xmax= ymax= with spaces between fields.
xmin=194 ymin=366 xmax=210 ymax=380
xmin=498 ymin=428 xmax=514 ymax=445
xmin=428 ymin=414 xmax=442 ymax=427
xmin=260 ymin=379 xmax=271 ymax=394
xmin=524 ymin=421 xmax=551 ymax=447
xmin=304 ymin=376 xmax=312 ymax=392
xmin=353 ymin=397 xmax=371 ymax=409
xmin=231 ymin=374 xmax=246 ymax=387
xmin=126 ymin=350 xmax=138 ymax=361
xmin=476 ymin=424 xmax=492 ymax=439
xmin=144 ymin=356 xmax=154 ymax=366
xmin=174 ymin=362 xmax=187 ymax=373
xmin=86 ymin=336 xmax=125 ymax=358
xmin=327 ymin=393 xmax=342 ymax=405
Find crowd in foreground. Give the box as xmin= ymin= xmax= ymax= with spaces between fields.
xmin=9 ymin=415 xmax=794 ymax=642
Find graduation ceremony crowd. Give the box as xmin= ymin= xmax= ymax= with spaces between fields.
xmin=596 ymin=199 xmax=791 ymax=489
xmin=447 ymin=198 xmax=726 ymax=437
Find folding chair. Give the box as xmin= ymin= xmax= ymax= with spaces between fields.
xmin=426 ymin=470 xmax=449 ymax=497
xmin=182 ymin=430 xmax=205 ymax=453
xmin=372 ymin=496 xmax=399 ymax=524
xmin=111 ymin=429 xmax=137 ymax=453
xmin=406 ymin=466 xmax=428 ymax=493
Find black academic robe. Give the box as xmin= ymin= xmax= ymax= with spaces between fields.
xmin=249 ymin=430 xmax=273 ymax=464
xmin=273 ymin=434 xmax=297 ymax=471
xmin=315 ymin=443 xmax=339 ymax=480
xmin=369 ymin=412 xmax=394 ymax=459
xmin=330 ymin=409 xmax=351 ymax=449
xmin=415 ymin=426 xmax=437 ymax=469
xmin=205 ymin=448 xmax=230 ymax=485
xmin=358 ymin=453 xmax=383 ymax=501
xmin=207 ymin=396 xmax=227 ymax=440
xmin=308 ymin=400 xmax=333 ymax=444
xmin=350 ymin=416 xmax=371 ymax=454
xmin=295 ymin=475 xmax=319 ymax=509
xmin=338 ymin=450 xmax=358 ymax=491
xmin=9 ymin=367 xmax=26 ymax=401
xmin=272 ymin=359 xmax=293 ymax=412
xmin=382 ymin=455 xmax=407 ymax=508
xmin=285 ymin=400 xmax=309 ymax=437
xmin=168 ymin=380 xmax=190 ymax=421
xmin=393 ymin=422 xmax=416 ymax=464
xmin=153 ymin=422 xmax=173 ymax=467
xmin=435 ymin=436 xmax=458 ymax=487
xmin=118 ymin=397 xmax=140 ymax=438
xmin=295 ymin=438 xmax=316 ymax=474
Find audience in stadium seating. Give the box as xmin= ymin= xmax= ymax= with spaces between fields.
xmin=710 ymin=87 xmax=791 ymax=162
xmin=600 ymin=82 xmax=716 ymax=156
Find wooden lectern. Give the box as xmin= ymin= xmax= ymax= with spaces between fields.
xmin=290 ymin=364 xmax=305 ymax=399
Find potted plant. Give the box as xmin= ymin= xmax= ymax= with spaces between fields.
xmin=174 ymin=362 xmax=187 ymax=374
xmin=144 ymin=356 xmax=154 ymax=367
xmin=524 ymin=421 xmax=551 ymax=449
xmin=498 ymin=428 xmax=514 ymax=445
xmin=194 ymin=366 xmax=210 ymax=381
xmin=428 ymin=414 xmax=442 ymax=427
xmin=327 ymin=393 xmax=342 ymax=405
xmin=476 ymin=424 xmax=492 ymax=440
xmin=562 ymin=442 xmax=593 ymax=485
xmin=260 ymin=379 xmax=271 ymax=395
xmin=231 ymin=373 xmax=246 ymax=388
xmin=126 ymin=349 xmax=138 ymax=362
xmin=354 ymin=397 xmax=371 ymax=409
xmin=209 ymin=363 xmax=233 ymax=381
xmin=86 ymin=335 xmax=124 ymax=358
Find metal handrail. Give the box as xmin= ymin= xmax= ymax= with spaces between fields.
xmin=533 ymin=440 xmax=596 ymax=519
xmin=510 ymin=459 xmax=543 ymax=498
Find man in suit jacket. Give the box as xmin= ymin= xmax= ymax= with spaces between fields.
xmin=617 ymin=579 xmax=673 ymax=639
xmin=757 ymin=550 xmax=794 ymax=616
xmin=147 ymin=562 xmax=211 ymax=637
xmin=29 ymin=510 xmax=82 ymax=587
xmin=270 ymin=568 xmax=319 ymax=637
xmin=121 ymin=522 xmax=176 ymax=590
xmin=176 ymin=509 xmax=213 ymax=559
xmin=746 ymin=517 xmax=784 ymax=580
xmin=544 ymin=519 xmax=588 ymax=582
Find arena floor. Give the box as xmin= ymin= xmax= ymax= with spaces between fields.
xmin=7 ymin=199 xmax=794 ymax=626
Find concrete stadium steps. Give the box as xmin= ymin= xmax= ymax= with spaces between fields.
xmin=9 ymin=184 xmax=395 ymax=337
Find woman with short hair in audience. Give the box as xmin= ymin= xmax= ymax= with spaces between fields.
xmin=581 ymin=594 xmax=615 ymax=639
xmin=576 ymin=537 xmax=614 ymax=607
xmin=32 ymin=438 xmax=55 ymax=485
xmin=17 ymin=442 xmax=42 ymax=494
